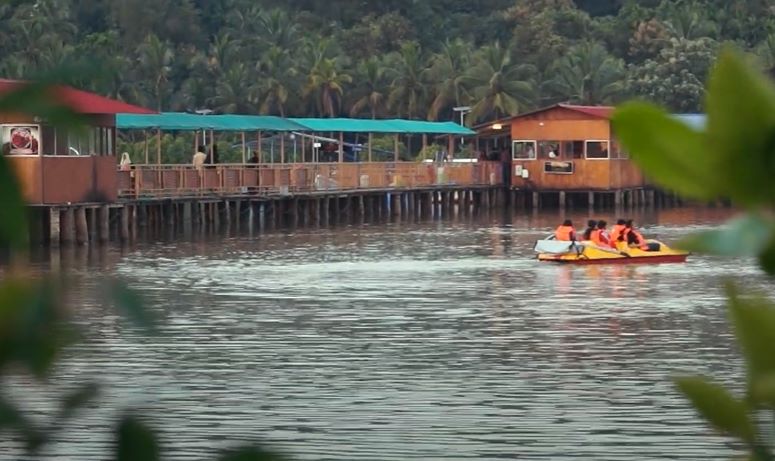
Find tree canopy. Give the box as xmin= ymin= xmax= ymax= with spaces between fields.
xmin=2 ymin=0 xmax=774 ymax=123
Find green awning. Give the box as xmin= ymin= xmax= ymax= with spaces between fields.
xmin=117 ymin=113 xmax=475 ymax=135
xmin=117 ymin=112 xmax=308 ymax=131
xmin=290 ymin=118 xmax=475 ymax=135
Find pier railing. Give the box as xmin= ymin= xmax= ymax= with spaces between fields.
xmin=117 ymin=162 xmax=503 ymax=199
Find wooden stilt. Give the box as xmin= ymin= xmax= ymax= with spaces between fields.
xmin=120 ymin=206 xmax=130 ymax=242
xmin=50 ymin=208 xmax=61 ymax=246
xmin=61 ymin=208 xmax=75 ymax=244
xmin=75 ymin=207 xmax=88 ymax=245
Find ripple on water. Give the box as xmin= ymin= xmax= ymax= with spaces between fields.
xmin=2 ymin=211 xmax=763 ymax=460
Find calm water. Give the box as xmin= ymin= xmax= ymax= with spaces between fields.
xmin=2 ymin=207 xmax=767 ymax=460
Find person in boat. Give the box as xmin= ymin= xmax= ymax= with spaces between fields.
xmin=555 ymin=219 xmax=577 ymax=241
xmin=609 ymin=219 xmax=628 ymax=247
xmin=625 ymin=220 xmax=650 ymax=250
xmin=591 ymin=220 xmax=611 ymax=247
xmin=582 ymin=219 xmax=597 ymax=240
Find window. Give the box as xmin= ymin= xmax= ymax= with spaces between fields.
xmin=563 ymin=141 xmax=585 ymax=159
xmin=585 ymin=140 xmax=610 ymax=159
xmin=512 ymin=140 xmax=537 ymax=160
xmin=538 ymin=140 xmax=561 ymax=159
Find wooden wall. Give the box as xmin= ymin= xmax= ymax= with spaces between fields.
xmin=7 ymin=155 xmax=118 ymax=204
xmin=511 ymin=159 xmax=645 ymax=191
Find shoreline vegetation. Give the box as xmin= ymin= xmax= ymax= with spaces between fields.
xmin=1 ymin=0 xmax=773 ymax=126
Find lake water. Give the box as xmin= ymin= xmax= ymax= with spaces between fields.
xmin=2 ymin=207 xmax=766 ymax=460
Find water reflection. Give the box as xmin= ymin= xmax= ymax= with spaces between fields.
xmin=0 ymin=207 xmax=760 ymax=460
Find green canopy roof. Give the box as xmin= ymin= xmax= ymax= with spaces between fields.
xmin=117 ymin=113 xmax=475 ymax=135
xmin=117 ymin=112 xmax=308 ymax=131
xmin=290 ymin=118 xmax=474 ymax=135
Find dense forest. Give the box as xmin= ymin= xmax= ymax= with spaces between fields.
xmin=1 ymin=0 xmax=774 ymax=124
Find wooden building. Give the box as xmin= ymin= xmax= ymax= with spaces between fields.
xmin=1 ymin=79 xmax=154 ymax=205
xmin=476 ymin=104 xmax=649 ymax=207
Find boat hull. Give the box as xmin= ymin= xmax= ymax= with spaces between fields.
xmin=538 ymin=254 xmax=688 ymax=265
xmin=535 ymin=239 xmax=689 ymax=265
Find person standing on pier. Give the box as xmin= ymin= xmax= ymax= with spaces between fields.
xmin=193 ymin=146 xmax=207 ymax=170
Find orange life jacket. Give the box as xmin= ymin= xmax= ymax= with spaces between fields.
xmin=590 ymin=229 xmax=609 ymax=246
xmin=628 ymin=228 xmax=648 ymax=250
xmin=610 ymin=224 xmax=626 ymax=243
xmin=555 ymin=225 xmax=576 ymax=241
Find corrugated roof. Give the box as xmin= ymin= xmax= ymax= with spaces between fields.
xmin=558 ymin=104 xmax=613 ymax=118
xmin=117 ymin=112 xmax=309 ymax=131
xmin=474 ymin=103 xmax=614 ymax=130
xmin=290 ymin=118 xmax=474 ymax=135
xmin=0 ymin=79 xmax=154 ymax=115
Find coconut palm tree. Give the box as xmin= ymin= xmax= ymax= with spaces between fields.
xmin=254 ymin=46 xmax=298 ymax=117
xmin=349 ymin=57 xmax=389 ymax=119
xmin=424 ymin=39 xmax=473 ymax=121
xmin=304 ymin=57 xmax=352 ymax=117
xmin=208 ymin=32 xmax=241 ymax=75
xmin=210 ymin=63 xmax=255 ymax=113
xmin=463 ymin=42 xmax=535 ymax=123
xmin=136 ymin=33 xmax=175 ymax=111
xmin=258 ymin=8 xmax=300 ymax=50
xmin=544 ymin=41 xmax=625 ymax=105
xmin=386 ymin=42 xmax=429 ymax=119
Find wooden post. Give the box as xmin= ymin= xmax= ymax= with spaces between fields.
xmin=75 ymin=207 xmax=88 ymax=245
xmin=156 ymin=129 xmax=162 ymax=164
xmin=61 ymin=208 xmax=75 ymax=244
xmin=422 ymin=134 xmax=428 ymax=151
xmin=368 ymin=133 xmax=373 ymax=162
xmin=338 ymin=132 xmax=344 ymax=163
xmin=120 ymin=206 xmax=130 ymax=242
xmin=394 ymin=134 xmax=399 ymax=162
xmin=559 ymin=191 xmax=566 ymax=209
xmin=447 ymin=135 xmax=454 ymax=160
xmin=588 ymin=191 xmax=595 ymax=209
xmin=241 ymin=132 xmax=246 ymax=164
xmin=257 ymin=131 xmax=262 ymax=164
xmin=144 ymin=130 xmax=149 ymax=164
xmin=49 ymin=208 xmax=61 ymax=246
xmin=532 ymin=192 xmax=540 ymax=209
xmin=280 ymin=133 xmax=285 ymax=164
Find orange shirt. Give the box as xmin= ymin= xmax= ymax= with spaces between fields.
xmin=555 ymin=225 xmax=576 ymax=241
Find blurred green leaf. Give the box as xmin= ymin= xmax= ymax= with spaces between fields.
xmin=675 ymin=376 xmax=755 ymax=444
xmin=705 ymin=48 xmax=775 ymax=207
xmin=105 ymin=279 xmax=157 ymax=333
xmin=749 ymin=373 xmax=775 ymax=408
xmin=0 ymin=395 xmax=45 ymax=451
xmin=0 ymin=279 xmax=76 ymax=378
xmin=116 ymin=416 xmax=160 ymax=461
xmin=758 ymin=235 xmax=775 ymax=276
xmin=0 ymin=154 xmax=28 ymax=248
xmin=727 ymin=284 xmax=775 ymax=382
xmin=678 ymin=213 xmax=775 ymax=256
xmin=58 ymin=382 xmax=99 ymax=421
xmin=218 ymin=446 xmax=289 ymax=461
xmin=611 ymin=102 xmax=716 ymax=200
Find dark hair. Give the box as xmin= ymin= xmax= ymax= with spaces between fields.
xmin=617 ymin=219 xmax=626 ymax=225
xmin=563 ymin=219 xmax=573 ymax=227
xmin=597 ymin=220 xmax=607 ymax=229
xmin=587 ymin=219 xmax=597 ymax=228
xmin=625 ymin=219 xmax=634 ymax=228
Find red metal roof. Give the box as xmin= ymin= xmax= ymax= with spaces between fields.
xmin=0 ymin=79 xmax=155 ymax=115
xmin=557 ymin=104 xmax=613 ymax=118
xmin=474 ymin=103 xmax=614 ymax=130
